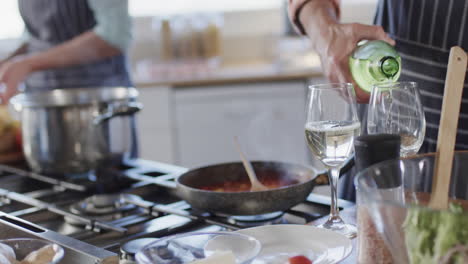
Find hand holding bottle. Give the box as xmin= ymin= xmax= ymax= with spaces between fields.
xmin=313 ymin=23 xmax=395 ymax=103
xmin=298 ymin=0 xmax=395 ymax=103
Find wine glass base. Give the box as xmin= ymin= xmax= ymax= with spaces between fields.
xmin=318 ymin=222 xmax=357 ymax=239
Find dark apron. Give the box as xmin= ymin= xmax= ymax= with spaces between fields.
xmin=18 ymin=0 xmax=138 ymax=158
xmin=341 ymin=0 xmax=468 ymax=201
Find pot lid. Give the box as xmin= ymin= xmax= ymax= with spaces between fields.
xmin=9 ymin=87 xmax=138 ymax=107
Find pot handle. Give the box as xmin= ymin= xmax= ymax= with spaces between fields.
xmin=94 ymin=102 xmax=143 ymax=125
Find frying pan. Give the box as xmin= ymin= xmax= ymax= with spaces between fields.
xmin=173 ymin=159 xmax=354 ymax=216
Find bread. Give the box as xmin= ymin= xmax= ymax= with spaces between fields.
xmin=20 ymin=245 xmax=56 ymax=264
xmin=0 ymin=105 xmax=22 ymax=159
xmin=0 ymin=129 xmax=16 ymax=154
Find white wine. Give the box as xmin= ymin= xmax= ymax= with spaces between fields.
xmin=400 ymin=133 xmax=423 ymax=157
xmin=305 ymin=121 xmax=361 ymax=168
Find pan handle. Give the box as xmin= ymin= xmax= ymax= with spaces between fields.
xmin=313 ymin=155 xmax=355 ymax=186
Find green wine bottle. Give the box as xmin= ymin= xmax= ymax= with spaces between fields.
xmin=349 ymin=40 xmax=401 ymax=93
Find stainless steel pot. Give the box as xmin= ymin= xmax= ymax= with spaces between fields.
xmin=10 ymin=87 xmax=142 ymax=175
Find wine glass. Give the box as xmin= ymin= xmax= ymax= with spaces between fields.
xmin=305 ymin=83 xmax=360 ymax=238
xmin=367 ymin=82 xmax=426 ymax=157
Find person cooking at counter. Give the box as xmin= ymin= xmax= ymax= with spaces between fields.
xmin=0 ymin=0 xmax=138 ymax=157
xmin=288 ymin=0 xmax=468 ymax=201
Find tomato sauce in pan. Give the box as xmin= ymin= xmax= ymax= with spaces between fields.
xmin=199 ymin=178 xmax=300 ymax=192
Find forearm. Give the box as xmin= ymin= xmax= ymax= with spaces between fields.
xmin=289 ymin=0 xmax=340 ymax=33
xmin=296 ymin=0 xmax=340 ymax=50
xmin=1 ymin=43 xmax=28 ymax=63
xmin=24 ymin=31 xmax=121 ymax=72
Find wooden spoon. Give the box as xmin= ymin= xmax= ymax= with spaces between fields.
xmin=429 ymin=46 xmax=468 ymax=210
xmin=233 ymin=137 xmax=269 ymax=192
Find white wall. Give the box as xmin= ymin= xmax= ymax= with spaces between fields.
xmin=0 ymin=1 xmax=379 ymax=68
xmin=128 ymin=1 xmax=379 ymax=66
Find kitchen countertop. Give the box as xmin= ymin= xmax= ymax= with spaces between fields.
xmin=310 ymin=207 xmax=357 ymax=264
xmin=133 ymin=56 xmax=323 ymax=88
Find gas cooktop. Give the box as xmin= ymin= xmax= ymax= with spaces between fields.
xmin=0 ymin=159 xmax=353 ymax=263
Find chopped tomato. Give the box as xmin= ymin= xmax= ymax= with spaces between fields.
xmin=288 ymin=255 xmax=312 ymax=264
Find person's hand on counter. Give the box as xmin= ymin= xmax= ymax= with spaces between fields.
xmin=289 ymin=0 xmax=395 ymax=103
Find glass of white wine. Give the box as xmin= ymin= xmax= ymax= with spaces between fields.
xmin=305 ymin=83 xmax=360 ymax=238
xmin=367 ymin=82 xmax=426 ymax=157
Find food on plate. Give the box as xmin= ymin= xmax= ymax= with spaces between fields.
xmin=404 ymin=203 xmax=468 ymax=264
xmin=0 ymin=243 xmax=57 ymax=264
xmin=20 ymin=244 xmax=56 ymax=264
xmin=189 ymin=251 xmax=236 ymax=264
xmin=288 ymin=255 xmax=313 ymax=264
xmin=0 ymin=243 xmax=15 ymax=263
xmin=199 ymin=178 xmax=299 ymax=192
xmin=252 ymin=252 xmax=317 ymax=264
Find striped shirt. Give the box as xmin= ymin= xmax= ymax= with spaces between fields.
xmin=289 ymin=0 xmax=468 ymax=152
xmin=375 ymin=0 xmax=468 ymax=152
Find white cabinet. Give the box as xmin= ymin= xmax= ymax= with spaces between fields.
xmin=173 ymin=81 xmax=312 ymax=168
xmin=135 ymin=86 xmax=175 ymax=163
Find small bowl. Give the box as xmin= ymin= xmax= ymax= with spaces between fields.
xmin=0 ymin=238 xmax=64 ymax=264
xmin=135 ymin=232 xmax=261 ymax=264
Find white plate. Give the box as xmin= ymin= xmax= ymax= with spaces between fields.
xmin=236 ymin=225 xmax=352 ymax=264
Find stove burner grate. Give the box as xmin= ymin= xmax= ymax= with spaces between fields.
xmin=66 ymin=194 xmax=143 ymax=225
xmin=223 ymin=211 xmax=286 ymax=227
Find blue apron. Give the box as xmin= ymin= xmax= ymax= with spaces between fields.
xmin=18 ymin=0 xmax=138 ymax=158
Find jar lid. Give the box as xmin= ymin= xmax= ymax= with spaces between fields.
xmin=10 ymin=87 xmax=138 ymax=108
xmin=354 ymin=134 xmax=401 ymax=188
xmin=354 ymin=134 xmax=401 ymax=148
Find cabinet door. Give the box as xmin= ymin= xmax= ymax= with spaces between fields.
xmin=174 ymin=81 xmax=310 ymax=168
xmin=135 ymin=86 xmax=175 ymax=163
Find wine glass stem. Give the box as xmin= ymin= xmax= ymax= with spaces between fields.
xmin=329 ymin=167 xmax=341 ymax=219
